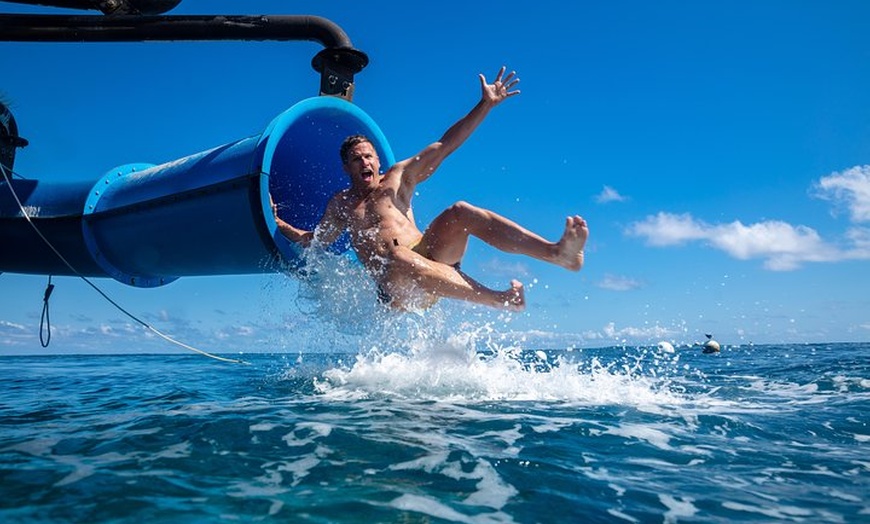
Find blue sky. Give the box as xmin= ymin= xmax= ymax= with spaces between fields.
xmin=2 ymin=0 xmax=869 ymax=355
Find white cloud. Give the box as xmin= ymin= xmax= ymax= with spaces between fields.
xmin=479 ymin=257 xmax=531 ymax=278
xmin=584 ymin=322 xmax=681 ymax=342
xmin=814 ymin=165 xmax=870 ymax=223
xmin=625 ymin=165 xmax=870 ymax=270
xmin=706 ymin=220 xmax=833 ymax=270
xmin=626 ymin=212 xmax=853 ymax=270
xmin=597 ymin=273 xmax=643 ymax=291
xmin=841 ymin=226 xmax=870 ymax=262
xmin=0 ymin=320 xmax=30 ymax=347
xmin=845 ymin=226 xmax=870 ymax=250
xmin=0 ymin=320 xmax=26 ymax=332
xmin=495 ymin=322 xmax=705 ymax=348
xmin=627 ymin=212 xmax=707 ymax=246
xmin=495 ymin=325 xmax=674 ymax=348
xmin=216 ymin=325 xmax=256 ymax=340
xmin=595 ymin=185 xmax=628 ymax=204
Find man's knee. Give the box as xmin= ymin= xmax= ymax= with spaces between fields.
xmin=446 ymin=200 xmax=483 ymax=222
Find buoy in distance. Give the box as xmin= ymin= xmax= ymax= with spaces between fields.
xmin=703 ymin=339 xmax=720 ymax=354
xmin=657 ymin=341 xmax=675 ymax=353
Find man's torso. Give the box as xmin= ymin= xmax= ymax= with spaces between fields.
xmin=334 ymin=165 xmax=422 ymax=276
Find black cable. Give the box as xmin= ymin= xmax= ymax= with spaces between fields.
xmin=1 ymin=160 xmax=246 ymax=364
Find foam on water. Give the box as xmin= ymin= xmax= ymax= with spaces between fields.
xmin=1 ymin=343 xmax=867 ymax=523
xmin=315 ymin=337 xmax=688 ymax=407
xmin=239 ymin=252 xmax=870 ymax=522
xmin=276 ymin=248 xmax=693 ymax=407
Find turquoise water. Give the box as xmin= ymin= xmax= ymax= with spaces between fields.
xmin=1 ymin=342 xmax=867 ymax=523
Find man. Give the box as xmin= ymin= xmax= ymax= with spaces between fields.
xmin=273 ymin=66 xmax=588 ymax=311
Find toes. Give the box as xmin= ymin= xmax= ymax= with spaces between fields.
xmin=564 ymin=216 xmax=588 ymax=237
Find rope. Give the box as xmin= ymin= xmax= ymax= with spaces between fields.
xmin=1 ymin=161 xmax=247 ymax=365
xmin=39 ymin=275 xmax=54 ymax=347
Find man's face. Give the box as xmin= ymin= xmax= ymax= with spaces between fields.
xmin=343 ymin=141 xmax=381 ymax=191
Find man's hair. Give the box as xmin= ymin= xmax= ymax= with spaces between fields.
xmin=340 ymin=134 xmax=373 ymax=165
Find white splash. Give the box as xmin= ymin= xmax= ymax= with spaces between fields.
xmin=314 ymin=325 xmax=684 ymax=407
xmin=281 ymin=245 xmax=686 ymax=408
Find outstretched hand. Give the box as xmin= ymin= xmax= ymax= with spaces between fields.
xmin=479 ymin=66 xmax=520 ymax=106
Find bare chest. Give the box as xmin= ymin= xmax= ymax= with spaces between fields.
xmin=347 ymin=187 xmax=409 ymax=225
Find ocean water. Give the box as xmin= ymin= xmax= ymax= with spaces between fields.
xmin=1 ymin=338 xmax=867 ymax=523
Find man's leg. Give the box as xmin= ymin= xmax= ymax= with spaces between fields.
xmin=383 ymin=247 xmax=525 ymax=311
xmin=418 ymin=201 xmax=587 ymax=271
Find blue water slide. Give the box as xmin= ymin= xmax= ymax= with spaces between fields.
xmin=0 ymin=96 xmax=394 ymax=287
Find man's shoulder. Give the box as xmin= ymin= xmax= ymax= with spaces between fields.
xmin=383 ymin=158 xmax=416 ymax=184
xmin=328 ymin=189 xmax=353 ymax=208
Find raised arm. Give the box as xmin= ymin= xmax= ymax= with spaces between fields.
xmin=402 ymin=66 xmax=520 ymax=185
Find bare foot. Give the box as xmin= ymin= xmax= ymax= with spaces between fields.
xmin=499 ymin=280 xmax=526 ymax=311
xmin=554 ymin=216 xmax=588 ymax=271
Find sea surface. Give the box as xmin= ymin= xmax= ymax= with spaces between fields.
xmin=1 ymin=341 xmax=867 ymax=523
